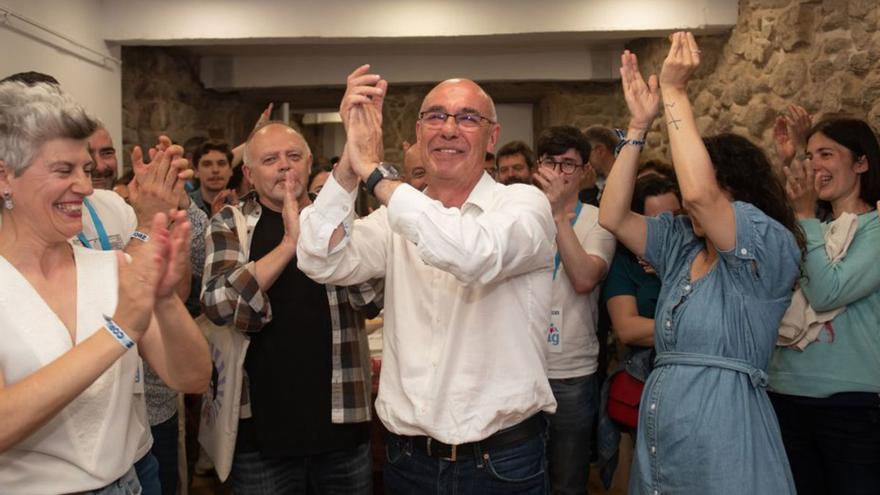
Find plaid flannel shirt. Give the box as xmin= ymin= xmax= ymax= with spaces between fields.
xmin=201 ymin=194 xmax=382 ymax=423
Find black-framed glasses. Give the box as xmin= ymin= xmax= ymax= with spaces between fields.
xmin=538 ymin=157 xmax=583 ymax=174
xmin=418 ymin=111 xmax=495 ymax=130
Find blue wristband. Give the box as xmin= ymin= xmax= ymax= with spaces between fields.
xmin=613 ymin=128 xmax=646 ymax=156
xmin=129 ymin=231 xmax=150 ymax=243
xmin=103 ymin=315 xmax=135 ymax=349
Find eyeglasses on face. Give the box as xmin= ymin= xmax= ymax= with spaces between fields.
xmin=418 ymin=111 xmax=495 ymax=130
xmin=538 ymin=157 xmax=584 ymax=174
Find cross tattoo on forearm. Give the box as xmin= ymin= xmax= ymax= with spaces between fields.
xmin=665 ymin=102 xmax=682 ymax=130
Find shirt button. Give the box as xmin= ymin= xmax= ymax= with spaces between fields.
xmin=651 ymin=446 xmax=657 ymax=454
xmin=740 ymin=248 xmax=748 ymax=255
xmin=654 ymin=491 xmax=659 ymax=495
xmin=665 ymin=320 xmax=672 ymax=329
xmin=683 ymin=284 xmax=691 ymax=292
xmin=650 ymin=403 xmax=656 ymax=411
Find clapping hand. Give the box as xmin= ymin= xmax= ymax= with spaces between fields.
xmin=783 ymin=156 xmax=818 ymax=219
xmin=281 ymin=169 xmax=301 ymax=247
xmin=347 ymin=103 xmax=385 ymax=181
xmin=129 ymin=138 xmax=192 ymax=226
xmin=340 ymin=65 xmax=387 ymax=181
xmin=154 ymin=209 xmax=192 ymax=299
xmin=620 ymin=50 xmax=660 ymax=131
xmin=773 ymin=105 xmax=812 ymax=166
xmin=210 ymin=189 xmax=238 ymax=216
xmin=659 ymin=32 xmax=701 ymax=91
xmin=113 ymin=213 xmax=172 ymax=339
xmin=534 ymin=166 xmax=579 ymax=223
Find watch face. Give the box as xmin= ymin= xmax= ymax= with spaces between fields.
xmin=379 ymin=162 xmax=401 ymax=180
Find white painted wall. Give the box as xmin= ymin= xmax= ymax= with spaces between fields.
xmin=200 ymin=46 xmax=620 ymax=88
xmin=101 ymin=0 xmax=737 ymax=42
xmin=0 ymin=1 xmax=122 ymax=157
xmin=496 ymin=104 xmax=535 ymax=151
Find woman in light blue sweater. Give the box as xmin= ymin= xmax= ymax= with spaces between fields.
xmin=769 ymin=118 xmax=880 ymax=495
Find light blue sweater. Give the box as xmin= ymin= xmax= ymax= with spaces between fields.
xmin=770 ymin=211 xmax=880 ymax=398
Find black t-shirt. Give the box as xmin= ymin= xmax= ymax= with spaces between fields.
xmin=237 ymin=205 xmax=367 ymax=457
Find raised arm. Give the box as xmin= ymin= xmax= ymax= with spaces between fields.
xmin=658 ymin=32 xmax=735 ymax=250
xmin=598 ymin=50 xmax=660 ymax=258
xmin=535 ymin=166 xmax=610 ymax=293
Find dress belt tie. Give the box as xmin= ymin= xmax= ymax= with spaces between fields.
xmin=654 ymin=351 xmax=769 ymax=388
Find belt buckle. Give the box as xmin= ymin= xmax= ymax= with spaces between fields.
xmin=442 ymin=444 xmax=457 ymax=462
xmin=426 ymin=438 xmax=458 ymax=462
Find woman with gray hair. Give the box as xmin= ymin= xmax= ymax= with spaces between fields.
xmin=0 ymin=82 xmax=211 ymax=494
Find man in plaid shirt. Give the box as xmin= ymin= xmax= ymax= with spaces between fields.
xmin=201 ymin=121 xmax=380 ymax=495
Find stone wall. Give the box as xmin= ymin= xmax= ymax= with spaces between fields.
xmin=630 ymin=0 xmax=880 ymax=163
xmin=121 ymin=47 xmax=265 ymax=168
xmin=122 ymin=0 xmax=880 ymax=168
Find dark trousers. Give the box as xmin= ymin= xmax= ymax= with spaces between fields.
xmin=384 ymin=429 xmax=548 ymax=495
xmin=231 ymin=441 xmax=372 ymax=495
xmin=547 ymin=374 xmax=599 ymax=495
xmin=134 ymin=452 xmax=161 ymax=495
xmin=770 ymin=392 xmax=880 ymax=495
xmin=150 ymin=413 xmax=179 ymax=495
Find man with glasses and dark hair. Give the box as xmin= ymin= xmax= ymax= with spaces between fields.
xmin=532 ymin=125 xmax=616 ymax=495
xmin=298 ymin=66 xmax=558 ymax=494
xmin=496 ymin=140 xmax=536 ymax=185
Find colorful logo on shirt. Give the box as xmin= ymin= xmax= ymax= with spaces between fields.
xmin=547 ymin=324 xmax=560 ymax=346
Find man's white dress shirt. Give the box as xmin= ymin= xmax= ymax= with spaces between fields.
xmin=298 ymin=172 xmax=557 ymax=445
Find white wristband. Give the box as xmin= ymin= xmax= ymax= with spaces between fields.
xmin=103 ymin=314 xmax=135 ymax=349
xmin=130 ymin=231 xmax=150 ymax=243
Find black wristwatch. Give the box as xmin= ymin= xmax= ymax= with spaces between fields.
xmin=364 ymin=162 xmax=401 ymax=197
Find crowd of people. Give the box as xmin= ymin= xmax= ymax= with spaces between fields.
xmin=0 ymin=30 xmax=877 ymax=495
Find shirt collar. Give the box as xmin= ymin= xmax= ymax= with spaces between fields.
xmin=461 ymin=171 xmax=499 ymax=212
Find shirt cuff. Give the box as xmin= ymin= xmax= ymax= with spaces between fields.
xmin=300 ymin=173 xmax=358 ymax=256
xmin=315 ymin=173 xmax=358 ymax=224
xmin=386 ymin=183 xmax=431 ymax=243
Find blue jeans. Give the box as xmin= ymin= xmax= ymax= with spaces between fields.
xmin=150 ymin=413 xmax=179 ymax=495
xmin=383 ymin=428 xmax=548 ymax=495
xmin=231 ymin=441 xmax=372 ymax=495
xmin=547 ymin=374 xmax=599 ymax=495
xmin=82 ymin=466 xmax=142 ymax=495
xmin=134 ymin=452 xmax=161 ymax=495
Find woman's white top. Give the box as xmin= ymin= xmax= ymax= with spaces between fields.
xmin=0 ymin=246 xmax=150 ymax=494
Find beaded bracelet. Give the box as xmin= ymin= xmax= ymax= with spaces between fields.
xmin=103 ymin=314 xmax=135 ymax=350
xmin=613 ymin=128 xmax=647 ymax=156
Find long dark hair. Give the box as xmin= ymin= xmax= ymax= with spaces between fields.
xmin=703 ymin=133 xmax=806 ymax=254
xmin=807 ymin=118 xmax=880 ymax=209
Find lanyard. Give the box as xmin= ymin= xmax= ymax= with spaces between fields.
xmin=553 ymin=200 xmax=583 ymax=281
xmin=76 ymin=197 xmax=112 ymax=250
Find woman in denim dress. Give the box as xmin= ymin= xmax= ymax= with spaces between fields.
xmin=598 ymin=32 xmax=805 ymax=494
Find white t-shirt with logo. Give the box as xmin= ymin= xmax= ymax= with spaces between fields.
xmin=546 ymin=203 xmax=616 ymax=379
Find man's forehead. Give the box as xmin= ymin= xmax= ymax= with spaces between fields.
xmin=421 ymin=79 xmax=494 ymax=115
xmin=253 ymin=124 xmax=307 ymax=151
xmin=89 ymin=128 xmax=113 ymax=146
xmin=499 ymin=153 xmax=527 ymax=164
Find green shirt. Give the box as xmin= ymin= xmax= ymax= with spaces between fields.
xmin=769 ymin=211 xmax=880 ymax=397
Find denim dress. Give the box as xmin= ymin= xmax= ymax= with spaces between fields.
xmin=628 ymin=202 xmax=800 ymax=495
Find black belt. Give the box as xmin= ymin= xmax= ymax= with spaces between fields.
xmin=407 ymin=413 xmax=544 ymax=462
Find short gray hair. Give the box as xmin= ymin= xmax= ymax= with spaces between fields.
xmin=242 ymin=121 xmax=311 ymax=168
xmin=0 ymin=82 xmax=99 ymax=176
